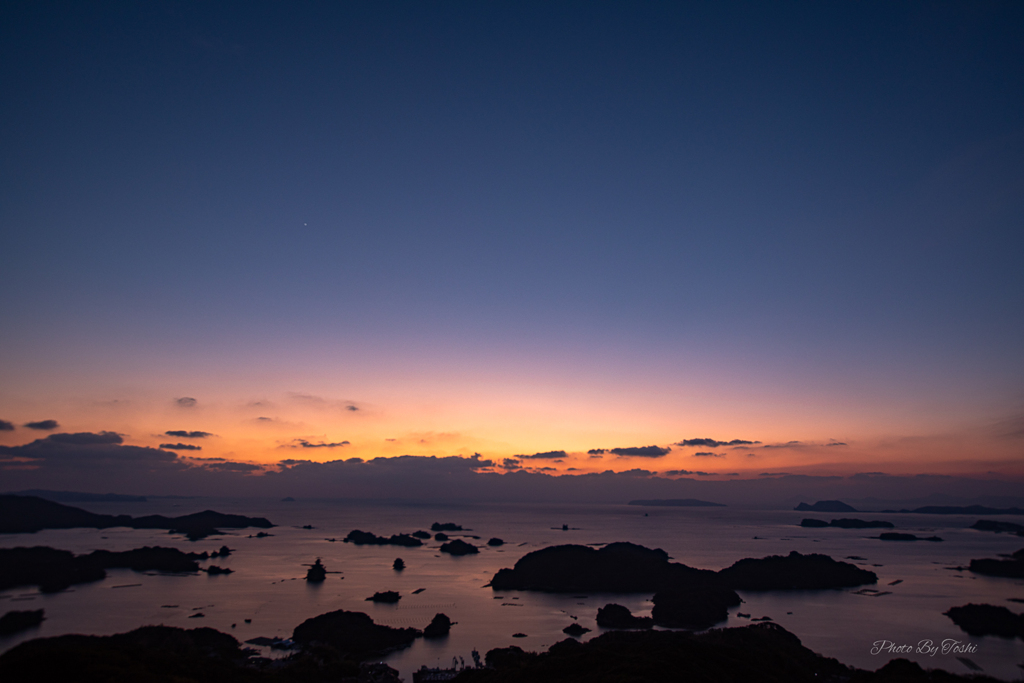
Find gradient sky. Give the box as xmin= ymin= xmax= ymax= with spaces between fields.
xmin=2 ymin=1 xmax=1022 ymax=482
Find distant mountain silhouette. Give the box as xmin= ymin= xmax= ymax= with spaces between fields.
xmin=794 ymin=500 xmax=857 ymax=512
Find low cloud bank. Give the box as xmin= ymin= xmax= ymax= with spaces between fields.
xmin=2 ymin=432 xmax=1023 ymax=507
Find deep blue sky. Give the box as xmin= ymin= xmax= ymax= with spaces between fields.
xmin=1 ymin=1 xmax=1022 ymax=470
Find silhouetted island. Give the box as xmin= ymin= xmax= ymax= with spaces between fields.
xmin=423 ymin=613 xmax=453 ymax=638
xmin=440 ymin=539 xmax=478 ymax=555
xmin=627 ymin=499 xmax=725 ymax=507
xmin=718 ymin=551 xmax=877 ymax=590
xmin=595 ymin=604 xmax=653 ymax=629
xmin=411 ymin=530 xmax=431 ymax=539
xmin=968 ymin=547 xmax=1024 ymax=578
xmin=794 ymin=500 xmax=857 ymax=512
xmin=431 ymin=522 xmax=463 ymax=531
xmin=0 ymin=609 xmax=44 ymax=636
xmin=490 ymin=544 xmax=876 ymax=594
xmin=305 ymin=558 xmax=327 ymax=582
xmin=562 ymin=623 xmax=590 ymax=636
xmin=292 ymin=609 xmax=420 ymax=656
xmin=878 ymin=532 xmax=943 ymax=542
xmin=800 ymin=518 xmax=894 ymax=529
xmin=489 ymin=542 xmax=719 ymax=593
xmin=651 ymin=585 xmax=741 ymax=629
xmin=945 ymin=604 xmax=1024 ymax=640
xmin=343 ymin=529 xmax=423 ymax=546
xmin=0 ymin=494 xmax=272 ymax=540
xmin=487 ymin=537 xmax=505 ymax=546
xmin=366 ymin=591 xmax=401 ymax=603
xmin=0 ymin=545 xmax=209 ymax=592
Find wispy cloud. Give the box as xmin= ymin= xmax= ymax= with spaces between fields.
xmin=175 ymin=397 xmax=197 ymax=408
xmin=0 ymin=420 xmax=14 ymax=431
xmin=692 ymin=451 xmax=723 ymax=457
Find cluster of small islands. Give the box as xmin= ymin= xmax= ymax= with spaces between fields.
xmin=1 ymin=494 xmax=1022 ymax=682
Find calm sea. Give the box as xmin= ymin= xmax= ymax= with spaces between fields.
xmin=1 ymin=498 xmax=1022 ymax=681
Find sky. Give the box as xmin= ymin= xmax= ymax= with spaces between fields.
xmin=1 ymin=1 xmax=1023 ymax=495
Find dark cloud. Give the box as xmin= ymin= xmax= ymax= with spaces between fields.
xmin=587 ymin=448 xmax=607 ymax=455
xmin=175 ymin=397 xmax=198 ymax=408
xmin=534 ymin=466 xmax=557 ymax=472
xmin=762 ymin=441 xmax=802 ymax=448
xmin=49 ymin=431 xmax=123 ymax=445
xmin=500 ymin=458 xmax=521 ymax=470
xmin=759 ymin=472 xmax=793 ymax=476
xmin=256 ymin=417 xmax=274 ymax=422
xmin=676 ymin=438 xmax=760 ymax=447
xmin=610 ymin=445 xmax=670 ymax=457
xmin=160 ymin=443 xmax=202 ymax=451
xmin=293 ymin=439 xmax=350 ymax=448
xmin=516 ymin=450 xmax=569 ymax=460
xmin=567 ymin=467 xmax=579 ymax=471
xmin=692 ymin=452 xmax=723 ymax=458
xmin=0 ymin=432 xmax=174 ymax=465
xmin=826 ymin=442 xmax=848 ymax=447
xmin=165 ymin=430 xmax=214 ymax=439
xmin=346 ymin=405 xmax=359 ymax=412
xmin=0 ymin=420 xmax=14 ymax=431
xmin=25 ymin=420 xmax=59 ymax=431
xmin=589 ymin=454 xmax=604 ymax=459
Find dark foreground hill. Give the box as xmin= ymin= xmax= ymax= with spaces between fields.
xmin=0 ymin=621 xmax=998 ymax=683
xmin=0 ymin=495 xmax=272 ymax=540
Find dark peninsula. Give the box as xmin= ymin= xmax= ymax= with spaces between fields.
xmin=0 ymin=495 xmax=272 ymax=540
xmin=0 ymin=545 xmax=211 ymax=592
xmin=968 ymin=547 xmax=1024 ymax=578
xmin=971 ymin=520 xmax=1024 ymax=535
xmin=945 ymin=604 xmax=1024 ymax=640
xmin=0 ymin=609 xmax=45 ymax=636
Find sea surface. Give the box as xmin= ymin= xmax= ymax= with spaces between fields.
xmin=1 ymin=497 xmax=1023 ymax=681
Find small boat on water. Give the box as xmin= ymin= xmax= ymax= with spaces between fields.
xmin=305 ymin=558 xmax=327 ymax=582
